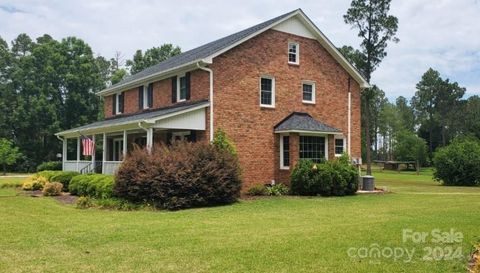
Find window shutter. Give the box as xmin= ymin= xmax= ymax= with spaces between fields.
xmin=148 ymin=83 xmax=153 ymax=108
xmin=185 ymin=72 xmax=191 ymax=100
xmin=138 ymin=86 xmax=144 ymax=109
xmin=119 ymin=93 xmax=124 ymax=113
xmin=112 ymin=95 xmax=116 ymax=115
xmin=171 ymin=76 xmax=177 ymax=103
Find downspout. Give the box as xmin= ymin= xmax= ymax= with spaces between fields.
xmin=348 ymin=77 xmax=352 ymax=156
xmin=196 ymin=62 xmax=214 ymax=142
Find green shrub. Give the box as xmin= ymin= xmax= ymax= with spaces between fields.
xmin=247 ymin=184 xmax=267 ymax=196
xmin=42 ymin=182 xmax=63 ymax=196
xmin=266 ymin=184 xmax=289 ymax=196
xmin=115 ymin=141 xmax=242 ymax=210
xmin=37 ymin=170 xmax=63 ymax=181
xmin=76 ymin=196 xmax=93 ymax=209
xmin=212 ymin=129 xmax=237 ymax=156
xmin=433 ymin=138 xmax=480 ymax=186
xmin=22 ymin=176 xmax=48 ymax=191
xmin=36 ymin=161 xmax=62 ymax=172
xmin=290 ymin=158 xmax=358 ymax=196
xmin=50 ymin=171 xmax=80 ymax=191
xmin=69 ymin=174 xmax=114 ymax=198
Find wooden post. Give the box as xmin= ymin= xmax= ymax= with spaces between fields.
xmin=76 ymin=137 xmax=80 ymax=172
xmin=91 ymin=135 xmax=96 ymax=173
xmin=62 ymin=138 xmax=67 ymax=171
xmin=102 ymin=133 xmax=107 ymax=174
xmin=122 ymin=130 xmax=127 ymax=160
xmin=146 ymin=128 xmax=153 ymax=153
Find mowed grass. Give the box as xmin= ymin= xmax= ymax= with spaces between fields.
xmin=0 ymin=170 xmax=479 ymax=273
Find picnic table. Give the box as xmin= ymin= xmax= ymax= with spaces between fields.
xmin=374 ymin=160 xmax=417 ymax=171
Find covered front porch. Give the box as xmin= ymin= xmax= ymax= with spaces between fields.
xmin=56 ymin=100 xmax=209 ymax=175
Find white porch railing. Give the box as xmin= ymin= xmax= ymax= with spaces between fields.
xmin=64 ymin=160 xmax=91 ymax=172
xmin=103 ymin=161 xmax=123 ymax=175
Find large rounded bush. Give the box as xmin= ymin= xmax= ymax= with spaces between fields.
xmin=114 ymin=141 xmax=242 ymax=210
xmin=36 ymin=161 xmax=62 ymax=172
xmin=290 ymin=157 xmax=358 ymax=196
xmin=433 ymin=138 xmax=480 ymax=186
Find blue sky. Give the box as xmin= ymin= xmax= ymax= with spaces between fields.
xmin=1 ymin=0 xmax=479 ymax=100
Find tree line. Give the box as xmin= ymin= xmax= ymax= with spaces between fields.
xmin=0 ymin=33 xmax=180 ymax=171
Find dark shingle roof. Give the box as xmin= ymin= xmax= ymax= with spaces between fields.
xmin=56 ymin=100 xmax=209 ymax=135
xmin=274 ymin=112 xmax=341 ymax=133
xmin=108 ymin=9 xmax=298 ymax=90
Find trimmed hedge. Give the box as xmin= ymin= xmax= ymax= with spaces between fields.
xmin=114 ymin=141 xmax=242 ymax=210
xmin=290 ymin=156 xmax=358 ymax=196
xmin=36 ymin=161 xmax=62 ymax=172
xmin=43 ymin=182 xmax=63 ymax=196
xmin=433 ymin=138 xmax=480 ymax=186
xmin=69 ymin=174 xmax=114 ymax=198
xmin=37 ymin=170 xmax=63 ymax=181
xmin=50 ymin=171 xmax=80 ymax=191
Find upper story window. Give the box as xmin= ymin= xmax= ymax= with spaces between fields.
xmin=288 ymin=42 xmax=299 ymax=65
xmin=178 ymin=75 xmax=187 ymax=102
xmin=172 ymin=72 xmax=190 ymax=103
xmin=335 ymin=137 xmax=345 ymax=156
xmin=113 ymin=92 xmax=124 ymax=115
xmin=260 ymin=76 xmax=275 ymax=107
xmin=302 ymin=82 xmax=315 ymax=104
xmin=138 ymin=83 xmax=153 ymax=110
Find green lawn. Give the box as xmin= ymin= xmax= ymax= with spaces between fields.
xmin=0 ymin=170 xmax=479 ymax=273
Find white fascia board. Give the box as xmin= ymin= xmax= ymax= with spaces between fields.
xmin=55 ymin=102 xmax=210 ymax=137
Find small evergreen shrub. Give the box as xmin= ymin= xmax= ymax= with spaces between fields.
xmin=115 ymin=141 xmax=242 ymax=210
xmin=247 ymin=184 xmax=267 ymax=196
xmin=36 ymin=161 xmax=62 ymax=172
xmin=42 ymin=182 xmax=63 ymax=196
xmin=265 ymin=184 xmax=289 ymax=196
xmin=50 ymin=171 xmax=80 ymax=191
xmin=433 ymin=138 xmax=480 ymax=186
xmin=69 ymin=174 xmax=114 ymax=198
xmin=76 ymin=196 xmax=93 ymax=209
xmin=37 ymin=170 xmax=63 ymax=181
xmin=212 ymin=128 xmax=237 ymax=156
xmin=290 ymin=157 xmax=358 ymax=196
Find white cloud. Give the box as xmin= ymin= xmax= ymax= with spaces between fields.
xmin=0 ymin=0 xmax=479 ymax=100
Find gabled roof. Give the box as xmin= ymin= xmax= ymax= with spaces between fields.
xmin=98 ymin=9 xmax=369 ymax=96
xmin=56 ymin=100 xmax=209 ymax=137
xmin=274 ymin=112 xmax=342 ymax=134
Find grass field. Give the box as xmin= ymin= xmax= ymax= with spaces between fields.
xmin=0 ymin=170 xmax=479 ymax=273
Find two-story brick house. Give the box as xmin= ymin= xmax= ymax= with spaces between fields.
xmin=56 ymin=9 xmax=368 ymax=189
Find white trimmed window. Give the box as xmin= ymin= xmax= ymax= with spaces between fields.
xmin=280 ymin=135 xmax=290 ymax=169
xmin=299 ymin=135 xmax=327 ymax=162
xmin=115 ymin=92 xmax=124 ymax=114
xmin=302 ymin=81 xmax=315 ymax=104
xmin=335 ymin=136 xmax=346 ymax=156
xmin=288 ymin=42 xmax=299 ymax=64
xmin=177 ymin=74 xmax=187 ymax=102
xmin=260 ymin=76 xmax=275 ymax=107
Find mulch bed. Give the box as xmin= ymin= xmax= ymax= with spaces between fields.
xmin=469 ymin=245 xmax=480 ymax=273
xmin=17 ymin=190 xmax=78 ymax=204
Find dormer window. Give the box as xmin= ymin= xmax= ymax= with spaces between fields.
xmin=288 ymin=42 xmax=299 ymax=65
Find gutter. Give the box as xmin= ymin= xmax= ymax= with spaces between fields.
xmin=348 ymin=77 xmax=352 ymax=156
xmin=196 ymin=61 xmax=214 ymax=142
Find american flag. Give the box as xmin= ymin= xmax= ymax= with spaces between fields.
xmin=81 ymin=136 xmax=95 ymax=156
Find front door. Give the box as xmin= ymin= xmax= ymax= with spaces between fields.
xmin=112 ymin=139 xmax=124 ymax=161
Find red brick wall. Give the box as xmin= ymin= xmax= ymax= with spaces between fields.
xmin=103 ymin=69 xmax=210 ymax=119
xmin=209 ymin=29 xmax=362 ymax=189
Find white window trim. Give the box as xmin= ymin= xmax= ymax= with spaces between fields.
xmin=279 ymin=134 xmax=289 ymax=170
xmin=334 ymin=135 xmax=346 ymax=157
xmin=177 ymin=74 xmax=187 ymax=102
xmin=115 ymin=93 xmax=122 ymax=114
xmin=302 ymin=81 xmax=316 ymax=104
xmin=142 ymin=84 xmax=149 ymax=109
xmin=259 ymin=75 xmax=275 ymax=108
xmin=172 ymin=131 xmax=191 ymax=141
xmin=288 ymin=42 xmax=299 ymax=65
xmin=299 ymin=133 xmax=328 ymax=160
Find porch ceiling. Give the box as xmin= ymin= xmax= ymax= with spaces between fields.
xmin=56 ymin=100 xmax=209 ymax=138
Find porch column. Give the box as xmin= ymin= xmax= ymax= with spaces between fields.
xmin=102 ymin=133 xmax=107 ymax=174
xmin=146 ymin=128 xmax=153 ymax=153
xmin=76 ymin=137 xmax=80 ymax=171
xmin=91 ymin=135 xmax=96 ymax=172
xmin=122 ymin=130 xmax=127 ymax=160
xmin=62 ymin=137 xmax=67 ymax=171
